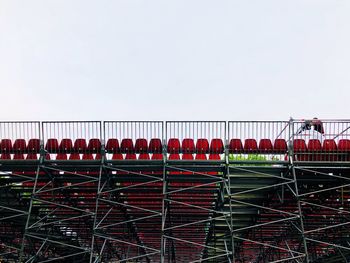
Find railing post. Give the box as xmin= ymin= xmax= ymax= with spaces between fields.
xmin=289 ymin=118 xmax=310 ymax=263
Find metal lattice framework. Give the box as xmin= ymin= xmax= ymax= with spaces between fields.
xmin=1 ymin=119 xmax=350 ymax=262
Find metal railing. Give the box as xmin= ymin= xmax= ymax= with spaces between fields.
xmin=42 ymin=121 xmax=102 ymax=159
xmin=292 ymin=119 xmax=350 ymax=162
xmin=0 ymin=122 xmax=41 ymax=158
xmin=0 ymin=120 xmax=349 ymax=162
xmin=104 ymin=121 xmax=163 ymax=159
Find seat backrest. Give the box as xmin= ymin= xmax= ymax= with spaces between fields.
xmin=167 ymin=138 xmax=181 ymax=153
xmin=27 ymin=138 xmax=40 ymax=153
xmin=45 ymin=138 xmax=59 ymax=153
xmin=196 ymin=139 xmax=209 ymax=153
xmin=308 ymin=139 xmax=322 ymax=152
xmin=273 ymin=139 xmax=287 ymax=153
xmin=135 ymin=138 xmax=148 ymax=153
xmin=13 ymin=139 xmax=26 ymax=153
xmin=210 ymin=139 xmax=224 ymax=154
xmin=229 ymin=139 xmax=243 ymax=153
xmin=149 ymin=138 xmax=162 ymax=153
xmin=338 ymin=139 xmax=350 ymax=152
xmin=182 ymin=138 xmax=195 ymax=153
xmin=293 ymin=139 xmax=307 ymax=152
xmin=0 ymin=139 xmax=12 ymax=153
xmin=74 ymin=138 xmax=87 ymax=153
xmin=258 ymin=139 xmax=273 ymax=153
xmin=87 ymin=138 xmax=101 ymax=153
xmin=59 ymin=139 xmax=73 ymax=153
xmin=106 ymin=139 xmax=120 ymax=153
xmin=322 ymin=139 xmax=337 ymax=152
xmin=244 ymin=139 xmax=258 ymax=153
xmin=120 ymin=139 xmax=135 ymax=153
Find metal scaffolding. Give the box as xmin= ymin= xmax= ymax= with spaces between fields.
xmin=1 ymin=119 xmax=350 ymax=262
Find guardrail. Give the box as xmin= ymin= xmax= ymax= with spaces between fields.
xmin=0 ymin=120 xmax=349 ymax=162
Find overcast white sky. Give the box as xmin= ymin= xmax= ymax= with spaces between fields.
xmin=0 ymin=0 xmax=349 ymax=121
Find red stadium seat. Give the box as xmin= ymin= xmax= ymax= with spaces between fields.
xmin=26 ymin=153 xmax=38 ymax=160
xmin=13 ymin=153 xmax=24 ymax=160
xmin=106 ymin=139 xmax=120 ymax=153
xmin=0 ymin=139 xmax=12 ymax=153
xmin=45 ymin=153 xmax=51 ymax=160
xmin=273 ymin=139 xmax=287 ymax=153
xmin=120 ymin=139 xmax=134 ymax=153
xmin=74 ymin=139 xmax=87 ymax=153
xmin=45 ymin=138 xmax=59 ymax=153
xmin=87 ymin=138 xmax=101 ymax=153
xmin=167 ymin=138 xmax=181 ymax=153
xmin=13 ymin=139 xmax=26 ymax=152
xmin=308 ymin=139 xmax=322 ymax=152
xmin=139 ymin=153 xmax=150 ymax=160
xmin=82 ymin=153 xmax=94 ymax=160
xmin=293 ymin=139 xmax=307 ymax=152
xmin=209 ymin=154 xmax=221 ymax=160
xmin=244 ymin=139 xmax=258 ymax=153
xmin=259 ymin=139 xmax=273 ymax=153
xmin=149 ymin=138 xmax=162 ymax=153
xmin=210 ymin=139 xmax=224 ymax=154
xmin=308 ymin=139 xmax=322 ymax=161
xmin=338 ymin=139 xmax=350 ymax=152
xmin=182 ymin=153 xmax=194 ymax=160
xmin=1 ymin=153 xmax=11 ymax=160
xmin=168 ymin=153 xmax=180 ymax=160
xmin=322 ymin=139 xmax=337 ymax=152
xmin=95 ymin=153 xmax=102 ymax=160
xmin=56 ymin=153 xmax=68 ymax=160
xmin=195 ymin=154 xmax=207 ymax=160
xmin=125 ymin=153 xmax=137 ymax=160
xmin=27 ymin=139 xmax=40 ymax=153
xmin=196 ymin=139 xmax=209 ymax=153
xmin=182 ymin=139 xmax=195 ymax=153
xmin=135 ymin=138 xmax=148 ymax=153
xmin=111 ymin=153 xmax=123 ymax=160
xmin=69 ymin=153 xmax=80 ymax=160
xmin=229 ymin=139 xmax=243 ymax=153
xmin=59 ymin=139 xmax=73 ymax=153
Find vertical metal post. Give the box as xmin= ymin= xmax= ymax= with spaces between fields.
xmin=89 ymin=144 xmax=105 ymax=263
xmin=19 ymin=141 xmax=44 ymax=262
xmin=225 ymin=140 xmax=235 ymax=263
xmin=289 ymin=118 xmax=310 ymax=263
xmin=160 ymin=139 xmax=167 ymax=263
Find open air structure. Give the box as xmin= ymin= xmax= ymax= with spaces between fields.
xmin=1 ymin=119 xmax=350 ymax=262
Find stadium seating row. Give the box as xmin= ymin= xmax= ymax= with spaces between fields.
xmin=1 ymin=138 xmax=350 ymax=154
xmin=0 ymin=153 xmax=222 ymax=161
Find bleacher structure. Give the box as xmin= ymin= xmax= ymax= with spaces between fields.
xmin=1 ymin=119 xmax=350 ymax=262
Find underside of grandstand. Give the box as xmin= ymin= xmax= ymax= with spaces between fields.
xmin=1 ymin=119 xmax=350 ymax=262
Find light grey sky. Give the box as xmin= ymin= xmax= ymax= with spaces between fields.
xmin=0 ymin=0 xmax=349 ymax=121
